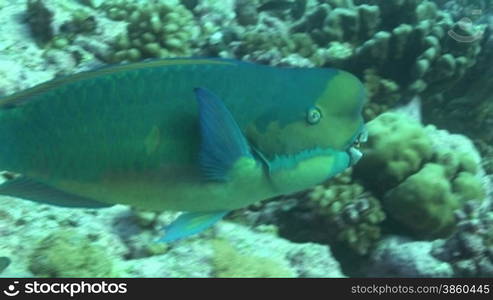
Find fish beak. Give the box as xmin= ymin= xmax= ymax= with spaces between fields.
xmin=359 ymin=127 xmax=368 ymax=143
xmin=347 ymin=127 xmax=367 ymax=166
xmin=348 ymin=147 xmax=363 ymax=166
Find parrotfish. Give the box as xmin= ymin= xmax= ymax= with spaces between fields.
xmin=0 ymin=58 xmax=366 ymax=241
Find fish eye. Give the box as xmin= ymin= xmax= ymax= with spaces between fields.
xmin=306 ymin=107 xmax=322 ymax=125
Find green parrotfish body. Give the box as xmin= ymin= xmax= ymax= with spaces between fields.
xmin=0 ymin=58 xmax=366 ymax=241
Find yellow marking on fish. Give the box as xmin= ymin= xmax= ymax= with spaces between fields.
xmin=0 ymin=59 xmax=236 ymax=109
xmin=185 ymin=215 xmax=212 ymax=230
xmin=270 ymin=154 xmax=337 ymax=195
xmin=246 ymin=117 xmax=344 ymax=156
xmin=315 ymin=70 xmax=363 ymax=116
xmin=311 ymin=70 xmax=365 ymax=149
xmin=46 ymin=156 xmax=275 ymax=212
xmin=144 ymin=125 xmax=161 ymax=155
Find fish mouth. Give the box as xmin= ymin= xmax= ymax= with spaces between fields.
xmin=347 ymin=127 xmax=368 ymax=166
xmin=348 ymin=147 xmax=363 ymax=166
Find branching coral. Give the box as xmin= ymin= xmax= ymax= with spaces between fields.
xmin=303 ymin=171 xmax=386 ymax=255
xmin=423 ymin=30 xmax=493 ymax=143
xmin=103 ymin=0 xmax=200 ymax=62
xmin=200 ymin=0 xmax=486 ymax=120
xmin=420 ymin=15 xmax=493 ymax=175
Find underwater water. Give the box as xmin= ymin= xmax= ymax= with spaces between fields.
xmin=0 ymin=0 xmax=491 ymax=278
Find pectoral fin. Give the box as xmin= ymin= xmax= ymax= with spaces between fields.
xmin=158 ymin=211 xmax=229 ymax=242
xmin=194 ymin=87 xmax=253 ymax=181
xmin=0 ymin=176 xmax=110 ymax=208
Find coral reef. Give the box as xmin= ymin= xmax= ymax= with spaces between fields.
xmin=354 ymin=112 xmax=434 ymax=194
xmin=0 ymin=1 xmax=60 ymax=96
xmin=199 ymin=0 xmax=487 ymax=120
xmin=0 ymin=192 xmax=344 ymax=278
xmin=26 ymin=0 xmax=100 ymax=48
xmin=102 ymin=0 xmax=200 ymax=62
xmin=429 ymin=15 xmax=493 ymax=176
xmin=355 ymin=112 xmax=486 ymax=238
xmin=26 ymin=0 xmax=54 ymax=45
xmin=383 ymin=163 xmax=480 ymax=237
xmin=423 ymin=42 xmax=493 ymax=172
xmin=29 ymin=229 xmax=117 ymax=277
xmin=432 ymin=201 xmax=493 ymax=277
xmin=17 ymin=0 xmax=124 ymax=76
xmin=232 ymin=109 xmax=489 ymax=257
xmin=211 ymin=239 xmax=295 ymax=277
xmin=0 ymin=0 xmax=492 ymax=278
xmin=300 ymin=171 xmax=386 ymax=255
xmin=16 ymin=0 xmax=493 ymax=126
xmin=476 ymin=141 xmax=493 ymax=175
xmin=437 ymin=0 xmax=492 ymax=21
xmin=367 ymin=235 xmax=454 ymax=277
xmin=232 ymin=170 xmax=386 ymax=256
xmin=13 ymin=0 xmax=493 ymax=116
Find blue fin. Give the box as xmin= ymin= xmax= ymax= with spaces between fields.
xmin=0 ymin=176 xmax=111 ymax=208
xmin=194 ymin=87 xmax=253 ymax=181
xmin=158 ymin=211 xmax=229 ymax=243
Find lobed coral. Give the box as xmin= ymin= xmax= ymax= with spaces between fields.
xmin=383 ymin=162 xmax=483 ymax=237
xmin=354 ymin=112 xmax=434 ymax=194
xmin=354 ymin=112 xmax=486 ymax=238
